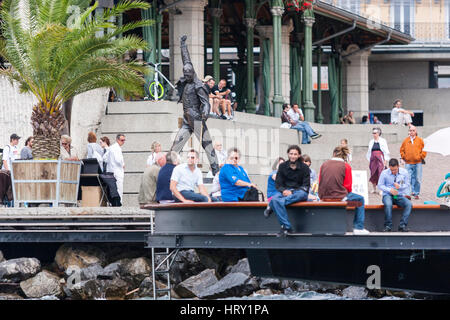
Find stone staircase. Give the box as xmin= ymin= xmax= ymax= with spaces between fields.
xmin=99 ymin=100 xmax=441 ymax=207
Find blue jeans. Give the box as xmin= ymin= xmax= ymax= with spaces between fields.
xmin=176 ymin=190 xmax=209 ymax=202
xmin=382 ymin=195 xmax=412 ymax=229
xmin=269 ymin=189 xmax=308 ymax=230
xmin=346 ymin=192 xmax=365 ymax=230
xmin=292 ymin=122 xmax=316 ymax=144
xmin=405 ymin=163 xmax=422 ymax=196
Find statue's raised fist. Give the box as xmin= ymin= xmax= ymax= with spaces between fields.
xmin=181 ymin=35 xmax=187 ymax=42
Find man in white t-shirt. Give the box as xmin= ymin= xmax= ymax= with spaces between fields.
xmin=170 ymin=149 xmax=211 ymax=203
xmin=287 ymin=104 xmax=321 ymax=144
xmin=391 ymin=99 xmax=413 ymax=126
xmin=2 ymin=134 xmax=21 ymax=171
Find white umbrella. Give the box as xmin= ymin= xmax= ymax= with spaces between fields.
xmin=424 ymin=127 xmax=450 ymax=156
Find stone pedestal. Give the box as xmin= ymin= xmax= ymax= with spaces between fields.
xmin=169 ymin=0 xmax=208 ymax=84
xmin=343 ymin=47 xmax=371 ymax=121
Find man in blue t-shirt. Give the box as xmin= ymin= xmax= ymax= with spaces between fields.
xmin=156 ymin=151 xmax=179 ymax=202
xmin=219 ymin=148 xmax=257 ymax=202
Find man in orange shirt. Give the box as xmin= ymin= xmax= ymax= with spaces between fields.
xmin=400 ymin=125 xmax=427 ymax=200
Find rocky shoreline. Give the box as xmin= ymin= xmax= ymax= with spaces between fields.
xmin=0 ymin=245 xmax=427 ymax=300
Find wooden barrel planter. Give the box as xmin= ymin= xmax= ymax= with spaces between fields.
xmin=10 ymin=159 xmax=82 ymax=207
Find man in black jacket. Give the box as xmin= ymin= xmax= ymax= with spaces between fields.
xmin=264 ymin=145 xmax=310 ymax=236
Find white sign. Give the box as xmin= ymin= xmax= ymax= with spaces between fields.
xmin=352 ymin=170 xmax=369 ymax=205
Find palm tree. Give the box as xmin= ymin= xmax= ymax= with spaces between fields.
xmin=0 ymin=0 xmax=151 ymax=159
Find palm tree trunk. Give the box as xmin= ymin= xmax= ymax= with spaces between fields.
xmin=32 ymin=135 xmax=61 ymax=159
xmin=31 ymin=103 xmax=66 ymax=159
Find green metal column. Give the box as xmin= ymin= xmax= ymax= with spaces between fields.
xmin=210 ymin=5 xmax=222 ymax=80
xmin=142 ymin=5 xmax=156 ymax=64
xmin=262 ymin=38 xmax=272 ymax=116
xmin=302 ymin=9 xmax=316 ymax=122
xmin=290 ymin=44 xmax=301 ymax=105
xmin=156 ymin=12 xmax=162 ymax=65
xmin=316 ymin=47 xmax=324 ymax=123
xmin=116 ymin=12 xmax=124 ymax=101
xmin=244 ymin=0 xmax=256 ymax=113
xmin=271 ymin=0 xmax=284 ymax=118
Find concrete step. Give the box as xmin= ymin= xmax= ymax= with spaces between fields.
xmin=107 ymin=101 xmax=180 ymax=115
xmin=100 ymin=114 xmax=181 ymax=133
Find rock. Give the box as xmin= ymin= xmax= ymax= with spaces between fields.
xmin=342 ymin=286 xmax=369 ymax=299
xmin=368 ymin=289 xmax=388 ymax=298
xmin=97 ymin=244 xmax=151 ymax=264
xmin=259 ymin=278 xmax=281 ymax=290
xmin=170 ymin=249 xmax=206 ymax=284
xmin=137 ymin=278 xmax=180 ymax=299
xmin=226 ymin=258 xmax=251 ymax=276
xmin=75 ymin=264 xmax=105 ymax=281
xmin=55 ymin=244 xmax=107 ymax=270
xmin=291 ymin=280 xmax=343 ymax=293
xmin=385 ymin=290 xmax=416 ymax=299
xmin=252 ymin=289 xmax=274 ymax=296
xmin=101 ymin=262 xmax=121 ymax=279
xmin=138 ymin=277 xmax=154 ymax=297
xmin=0 ymin=282 xmax=21 ymax=294
xmin=20 ymin=270 xmax=63 ymax=298
xmin=175 ymin=269 xmax=219 ymax=298
xmin=118 ymin=257 xmax=152 ymax=287
xmin=194 ymin=249 xmax=244 ymax=276
xmin=65 ymin=278 xmax=129 ymax=300
xmin=0 ymin=258 xmax=41 ymax=282
xmin=0 ymin=293 xmax=24 ymax=300
xmin=198 ymin=272 xmax=259 ymax=299
xmin=0 ymin=251 xmax=4 ymax=263
xmin=281 ymin=280 xmax=293 ymax=289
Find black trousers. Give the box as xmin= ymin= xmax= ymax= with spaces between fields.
xmin=171 ymin=119 xmax=219 ymax=175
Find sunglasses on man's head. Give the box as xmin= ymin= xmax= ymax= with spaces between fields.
xmin=188 ymin=156 xmax=196 ymax=159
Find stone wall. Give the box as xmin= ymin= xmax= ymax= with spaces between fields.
xmin=369 ymin=61 xmax=429 ymax=90
xmin=0 ymin=76 xmax=109 ymax=155
xmin=369 ymin=88 xmax=450 ymax=126
xmin=0 ymin=77 xmax=36 ymax=147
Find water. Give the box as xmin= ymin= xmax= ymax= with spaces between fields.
xmin=138 ymin=291 xmax=408 ymax=300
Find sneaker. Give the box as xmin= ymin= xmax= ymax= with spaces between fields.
xmin=263 ymin=206 xmax=273 ymax=218
xmin=353 ymin=228 xmax=370 ymax=235
xmin=383 ymin=226 xmax=392 ymax=232
xmin=398 ymin=226 xmax=410 ymax=232
xmin=220 ymin=115 xmax=227 ymax=120
xmin=277 ymin=226 xmax=293 ymax=237
xmin=311 ymin=133 xmax=322 ymax=139
xmin=414 ymin=195 xmax=419 ymax=200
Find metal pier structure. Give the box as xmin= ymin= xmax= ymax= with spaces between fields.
xmin=145 ymin=202 xmax=450 ymax=294
xmin=3 ymin=203 xmax=450 ymax=294
xmin=0 ymin=207 xmax=151 ymax=243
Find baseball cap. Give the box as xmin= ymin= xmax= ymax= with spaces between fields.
xmin=203 ymin=75 xmax=214 ymax=82
xmin=10 ymin=133 xmax=21 ymax=140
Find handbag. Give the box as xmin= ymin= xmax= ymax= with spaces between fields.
xmin=240 ymin=187 xmax=265 ymax=202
